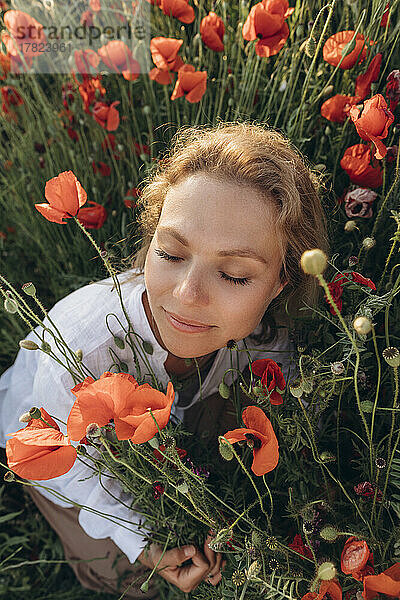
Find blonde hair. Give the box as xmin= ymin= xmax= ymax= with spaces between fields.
xmin=125 ymin=121 xmax=329 ymax=344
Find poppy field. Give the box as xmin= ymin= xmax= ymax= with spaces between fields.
xmin=0 ymin=0 xmax=400 ymax=599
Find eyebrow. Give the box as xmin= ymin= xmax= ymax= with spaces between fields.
xmin=156 ymin=226 xmax=268 ymax=264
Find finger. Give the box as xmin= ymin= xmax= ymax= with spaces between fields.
xmin=207 ymin=570 xmax=223 ymax=586
xmin=203 ymin=546 xmax=223 ymax=579
xmin=175 ymin=549 xmax=210 ymax=591
xmin=157 ymin=545 xmax=196 ymax=569
xmin=203 ymin=536 xmax=216 ymax=571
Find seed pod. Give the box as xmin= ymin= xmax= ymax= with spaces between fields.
xmin=320 ymin=526 xmax=339 ymax=542
xmin=19 ymin=340 xmax=39 ymax=350
xmin=344 ymin=220 xmax=357 ymax=232
xmin=86 ymin=423 xmax=101 ymax=438
xmin=176 ymin=479 xmax=189 ymax=494
xmin=219 ymin=439 xmax=234 ymax=461
xmin=290 ymin=383 xmax=303 ymax=398
xmin=148 ymin=436 xmax=159 ymax=449
xmin=317 ymin=562 xmax=337 ymax=581
xmin=383 ymin=347 xmax=400 ymax=368
xmin=362 ymin=237 xmax=376 ymax=250
xmin=113 ymin=335 xmax=125 ymax=349
xmin=142 ymin=341 xmax=153 ymax=355
xmin=4 ymin=297 xmax=18 ymax=313
xmin=219 ymin=382 xmax=230 ymax=399
xmin=29 ymin=407 xmax=42 ymax=419
xmin=41 ymin=342 xmax=51 ymax=353
xmin=76 ymin=349 xmax=83 ymax=361
xmin=300 ymin=249 xmax=328 ymax=275
xmin=360 ymin=400 xmax=374 ymax=413
xmin=22 ymin=282 xmax=36 ymax=296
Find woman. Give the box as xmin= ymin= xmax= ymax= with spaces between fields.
xmin=0 ymin=122 xmax=328 ymax=597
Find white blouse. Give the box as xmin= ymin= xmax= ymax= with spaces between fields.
xmin=0 ymin=269 xmax=296 ymax=564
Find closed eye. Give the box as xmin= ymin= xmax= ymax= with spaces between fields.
xmin=154 ymin=248 xmax=251 ymax=286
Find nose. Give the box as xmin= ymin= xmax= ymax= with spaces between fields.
xmin=172 ymin=264 xmax=209 ymax=306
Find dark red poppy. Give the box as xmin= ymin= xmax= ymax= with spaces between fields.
xmin=354 ymin=481 xmax=382 ymax=502
xmin=288 ymin=534 xmax=313 ymax=560
xmin=93 ymin=101 xmax=120 ymax=131
xmin=67 ymin=127 xmax=79 ymax=142
xmin=251 ymin=359 xmax=285 ymax=405
xmin=340 ymin=144 xmax=383 ymax=188
xmin=386 ymin=70 xmax=400 ymax=112
xmin=124 ymin=187 xmax=140 ymax=208
xmin=152 ymin=481 xmax=165 ymax=499
xmin=325 ymin=281 xmax=343 ymax=314
xmin=92 ymin=161 xmax=111 ymax=177
xmin=153 ymin=444 xmax=187 ymax=467
xmin=351 ymin=272 xmax=376 ymax=290
xmin=380 ymin=2 xmax=390 ymax=28
xmin=76 ymin=200 xmax=107 ymax=229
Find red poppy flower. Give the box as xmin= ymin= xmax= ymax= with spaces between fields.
xmin=363 ymin=562 xmax=400 ymax=600
xmin=325 ymin=281 xmax=343 ymax=314
xmin=251 ymin=359 xmax=285 ymax=405
xmin=76 ymin=200 xmax=107 ymax=229
xmin=76 ymin=74 xmax=106 ymax=113
xmin=341 ymin=537 xmax=372 ymax=580
xmin=93 ymin=101 xmax=120 ymax=131
xmin=380 ymin=2 xmax=390 ymax=28
xmin=242 ymin=0 xmax=293 ymax=58
xmin=73 ymin=49 xmax=100 ymax=75
xmin=67 ymin=372 xmax=175 ymax=444
xmin=6 ymin=408 xmax=77 ymax=480
xmin=386 ymin=70 xmax=400 ymax=112
xmin=355 ymin=53 xmax=382 ymax=100
xmin=223 ymin=405 xmax=279 ymax=476
xmin=200 ymin=11 xmax=225 ymax=53
xmin=35 ymin=171 xmax=87 ymax=224
xmin=321 ymin=94 xmax=357 ymax=123
xmin=340 ymin=144 xmax=383 ymax=188
xmin=171 ymin=64 xmax=207 ymax=103
xmin=349 ymin=94 xmax=394 ymax=160
xmin=288 ymin=534 xmax=313 ymax=560
xmin=80 ymin=10 xmax=94 ymax=27
xmin=0 ymin=52 xmax=11 ymax=80
xmin=2 ymin=10 xmax=47 ymax=60
xmin=89 ymin=0 xmax=101 ymax=11
xmin=354 ymin=481 xmax=382 ymax=502
xmin=301 ymin=579 xmax=342 ymax=600
xmin=1 ymin=85 xmax=23 ymax=113
xmin=98 ymin=41 xmax=140 ymax=81
xmin=160 ymin=0 xmax=195 ymax=24
xmin=150 ymin=37 xmax=184 ymax=71
xmin=92 ymin=160 xmax=111 ymax=177
xmin=133 ymin=140 xmax=150 ymax=156
xmin=323 ymin=31 xmax=371 ymax=69
xmin=351 ymin=271 xmax=376 ymax=290
xmin=124 ymin=187 xmax=140 ymax=208
xmin=67 ymin=127 xmax=79 ymax=142
xmin=153 ymin=444 xmax=187 ymax=465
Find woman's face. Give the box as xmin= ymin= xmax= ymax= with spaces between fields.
xmin=144 ymin=173 xmax=287 ymax=359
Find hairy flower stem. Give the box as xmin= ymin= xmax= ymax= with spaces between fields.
xmin=219 ymin=436 xmax=272 ymax=531
xmin=376 ymin=367 xmax=399 ymax=525
xmin=377 ymin=219 xmax=400 ymax=294
xmin=370 ymin=327 xmax=382 ymax=473
xmin=317 ymin=274 xmax=374 ymax=479
xmin=385 ymin=269 xmax=400 ymax=348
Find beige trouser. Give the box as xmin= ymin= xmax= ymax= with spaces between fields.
xmin=27 ymin=486 xmax=160 ymax=599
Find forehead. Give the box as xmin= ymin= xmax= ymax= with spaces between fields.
xmin=160 ymin=173 xmax=281 ymax=239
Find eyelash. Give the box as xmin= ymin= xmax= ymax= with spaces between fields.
xmin=154 ymin=248 xmax=251 ymax=286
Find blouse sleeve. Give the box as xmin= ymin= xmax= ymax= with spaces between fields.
xmin=0 ymin=320 xmax=150 ymax=565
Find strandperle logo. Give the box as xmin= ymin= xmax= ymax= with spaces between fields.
xmin=4 ymin=0 xmax=151 ymax=75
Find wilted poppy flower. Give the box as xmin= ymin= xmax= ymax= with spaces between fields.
xmin=321 ymin=94 xmax=357 ymax=123
xmin=354 ymin=481 xmax=382 ymax=502
xmin=76 ymin=200 xmax=107 ymax=229
xmin=89 ymin=0 xmax=101 ymax=11
xmin=349 ymin=94 xmax=394 ymax=159
xmin=98 ymin=41 xmax=140 ymax=81
xmin=288 ymin=534 xmax=313 ymax=560
xmin=251 ymin=359 xmax=285 ymax=405
xmin=355 ymin=53 xmax=382 ymax=100
xmin=171 ymin=64 xmax=207 ymax=103
xmin=344 ymin=187 xmax=377 ymax=219
xmin=386 ymin=69 xmax=400 ymax=112
xmin=0 ymin=52 xmax=10 ymax=80
xmin=73 ymin=49 xmax=100 ymax=75
xmin=340 ymin=144 xmax=383 ymax=188
xmin=351 ymin=271 xmax=376 ymax=289
xmin=93 ymin=100 xmax=120 ymax=130
xmin=67 ymin=372 xmax=175 ymax=444
xmin=323 ymin=31 xmax=370 ymax=69
xmin=223 ymin=405 xmax=279 ymax=476
xmin=2 ymin=10 xmax=47 ymax=60
xmin=242 ymin=0 xmax=293 ymax=58
xmin=160 ymin=0 xmax=195 ymax=24
xmin=200 ymin=11 xmax=225 ymax=53
xmin=341 ymin=537 xmax=372 ymax=579
xmin=35 ymin=171 xmax=88 ymax=224
xmin=92 ymin=160 xmax=111 ymax=177
xmin=363 ymin=562 xmax=400 ymax=600
xmin=301 ymin=579 xmax=342 ymax=600
xmin=6 ymin=408 xmax=77 ymax=480
xmin=152 ymin=481 xmax=165 ymax=499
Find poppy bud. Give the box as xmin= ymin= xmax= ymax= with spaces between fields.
xmin=22 ymin=282 xmax=36 ymax=296
xmin=41 ymin=342 xmax=51 ymax=353
xmin=142 ymin=341 xmax=153 ymax=355
xmin=344 ymin=220 xmax=358 ymax=232
xmin=300 ymin=249 xmax=328 ymax=275
xmin=176 ymin=479 xmax=189 ymax=494
xmin=246 ymin=560 xmax=261 ymax=579
xmin=4 ymin=471 xmax=15 ymax=482
xmin=4 ymin=297 xmax=18 ymax=313
xmin=219 ymin=382 xmax=230 ymax=399
xmin=19 ymin=412 xmax=32 ymax=423
xmin=290 ymin=383 xmax=303 ymax=398
xmin=19 ymin=340 xmax=39 ymax=350
xmin=86 ymin=423 xmax=101 ymax=438
xmin=143 ymin=105 xmax=152 ymax=116
xmin=76 ymin=349 xmax=83 ymax=361
xmin=320 ymin=451 xmax=336 ymax=462
xmin=362 ymin=237 xmax=376 ymax=249
xmin=113 ymin=335 xmax=125 ymax=349
xmin=317 ymin=562 xmax=337 ymax=581
xmin=119 ymin=362 xmax=128 ymax=372
xmin=29 ymin=407 xmax=41 ymax=419
xmin=322 ymin=85 xmax=334 ymax=98
xmin=140 ymin=581 xmax=149 ymax=593
xmin=320 ymin=526 xmax=339 ymax=542
xmin=76 ymin=444 xmax=87 ymax=454
xmin=219 ymin=438 xmax=234 ymax=461
xmin=301 ymin=378 xmax=313 ymax=394
xmin=353 ymin=316 xmax=372 ymax=335
xmin=382 ymin=347 xmax=400 ymax=367
xmin=304 ymin=36 xmax=316 ymax=57
xmin=360 ymin=400 xmax=374 ymax=413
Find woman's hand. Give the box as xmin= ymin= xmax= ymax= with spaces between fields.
xmin=137 ymin=536 xmax=225 ymax=593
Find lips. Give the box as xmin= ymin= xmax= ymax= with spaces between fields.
xmin=165 ymin=310 xmax=212 ymax=328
